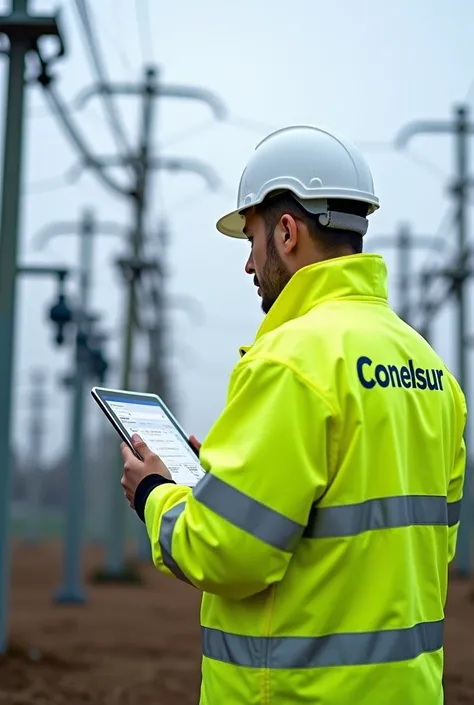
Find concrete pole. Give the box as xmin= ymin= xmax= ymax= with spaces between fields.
xmin=454 ymin=106 xmax=471 ymax=576
xmin=103 ymin=67 xmax=158 ymax=579
xmin=24 ymin=369 xmax=47 ymax=544
xmin=0 ymin=0 xmax=33 ymax=653
xmin=54 ymin=211 xmax=94 ymax=603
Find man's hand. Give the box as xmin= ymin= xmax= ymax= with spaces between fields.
xmin=121 ymin=434 xmax=171 ymax=508
xmin=189 ymin=435 xmax=202 ymax=455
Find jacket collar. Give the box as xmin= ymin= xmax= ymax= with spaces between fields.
xmin=240 ymin=253 xmax=388 ymax=355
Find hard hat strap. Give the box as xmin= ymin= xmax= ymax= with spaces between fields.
xmin=318 ymin=211 xmax=368 ymax=236
xmin=294 ymin=196 xmax=368 ymax=236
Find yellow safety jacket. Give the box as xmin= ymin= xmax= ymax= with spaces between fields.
xmin=144 ymin=253 xmax=467 ymax=705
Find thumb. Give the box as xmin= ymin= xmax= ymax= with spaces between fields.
xmin=190 ymin=435 xmax=202 ymax=451
xmin=131 ymin=434 xmax=152 ymax=459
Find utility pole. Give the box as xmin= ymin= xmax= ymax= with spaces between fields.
xmin=146 ymin=220 xmax=171 ymax=406
xmin=103 ymin=66 xmax=158 ymax=579
xmin=23 ymin=369 xmax=47 ymax=544
xmin=417 ymin=269 xmax=439 ymax=344
xmin=397 ymin=227 xmax=411 ymax=324
xmin=73 ymin=67 xmax=225 ymax=581
xmin=396 ymin=104 xmax=474 ymax=577
xmin=135 ymin=219 xmax=206 ymax=562
xmin=137 ymin=220 xmax=169 ymax=563
xmin=367 ymin=225 xmax=445 ymax=325
xmin=33 ymin=211 xmax=125 ymax=603
xmin=56 ymin=212 xmax=93 ymax=604
xmin=124 ymin=67 xmax=155 ymax=392
xmin=0 ymin=0 xmax=64 ymax=654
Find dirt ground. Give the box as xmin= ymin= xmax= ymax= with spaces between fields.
xmin=1 ymin=541 xmax=473 ymax=704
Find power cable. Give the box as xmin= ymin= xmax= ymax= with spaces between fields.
xmin=92 ymin=5 xmax=134 ymax=76
xmin=41 ymin=80 xmax=130 ymax=196
xmin=72 ymin=0 xmax=132 ymax=159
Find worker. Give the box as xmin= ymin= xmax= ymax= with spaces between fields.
xmin=120 ymin=125 xmax=467 ymax=705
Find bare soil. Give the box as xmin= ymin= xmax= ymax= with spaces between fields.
xmin=1 ymin=541 xmax=472 ymax=704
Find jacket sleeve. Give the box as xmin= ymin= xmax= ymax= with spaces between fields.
xmin=143 ymin=357 xmax=334 ymax=600
xmin=447 ymin=382 xmax=467 ymax=564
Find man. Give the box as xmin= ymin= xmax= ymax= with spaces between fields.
xmin=121 ymin=125 xmax=467 ymax=704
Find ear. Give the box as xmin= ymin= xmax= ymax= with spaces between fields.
xmin=275 ymin=214 xmax=298 ymax=255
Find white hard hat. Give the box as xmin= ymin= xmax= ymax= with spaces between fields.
xmin=216 ymin=125 xmax=379 ymax=239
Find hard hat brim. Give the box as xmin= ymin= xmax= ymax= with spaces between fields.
xmin=216 ymin=209 xmax=248 ymax=239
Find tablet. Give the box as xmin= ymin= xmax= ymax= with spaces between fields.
xmin=91 ymin=386 xmax=205 ymax=487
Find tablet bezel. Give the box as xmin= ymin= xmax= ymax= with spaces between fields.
xmin=91 ymin=386 xmax=200 ymax=460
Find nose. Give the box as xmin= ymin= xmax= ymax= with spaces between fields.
xmin=245 ymin=252 xmax=255 ymax=276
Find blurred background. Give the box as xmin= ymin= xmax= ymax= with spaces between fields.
xmin=0 ymin=0 xmax=473 ymax=703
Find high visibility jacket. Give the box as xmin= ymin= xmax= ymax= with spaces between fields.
xmin=144 ymin=253 xmax=467 ymax=705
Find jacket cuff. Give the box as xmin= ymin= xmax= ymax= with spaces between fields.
xmin=134 ymin=474 xmax=176 ymax=522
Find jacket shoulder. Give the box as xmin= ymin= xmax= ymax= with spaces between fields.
xmin=241 ymin=315 xmax=337 ymax=402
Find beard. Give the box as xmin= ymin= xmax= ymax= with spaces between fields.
xmin=258 ymin=234 xmax=292 ymax=314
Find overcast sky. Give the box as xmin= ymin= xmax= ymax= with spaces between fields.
xmin=0 ymin=0 xmax=473 ymax=463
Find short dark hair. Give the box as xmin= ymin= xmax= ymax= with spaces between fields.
xmin=254 ymin=192 xmax=368 ymax=256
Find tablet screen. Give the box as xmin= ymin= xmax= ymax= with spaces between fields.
xmin=98 ymin=390 xmax=205 ymax=487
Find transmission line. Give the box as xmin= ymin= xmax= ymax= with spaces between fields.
xmin=72 ymin=0 xmax=132 ymax=159
xmin=41 ymin=78 xmax=130 ymax=196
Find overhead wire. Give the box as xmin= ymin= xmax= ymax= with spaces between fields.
xmin=74 ymin=0 xmax=135 ymax=77
xmin=30 ymin=1 xmax=139 ymax=197
xmin=41 ymin=80 xmax=130 ymax=196
xmin=72 ymin=0 xmax=133 ymax=161
xmin=94 ymin=23 xmax=134 ymax=77
xmin=93 ymin=2 xmax=135 ymax=77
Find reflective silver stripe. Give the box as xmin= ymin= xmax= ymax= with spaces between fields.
xmin=305 ymin=495 xmax=449 ymax=539
xmin=159 ymin=503 xmax=192 ymax=585
xmin=202 ymin=620 xmax=444 ymax=669
xmin=193 ymin=473 xmax=304 ymax=552
xmin=448 ymin=499 xmax=461 ymax=526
